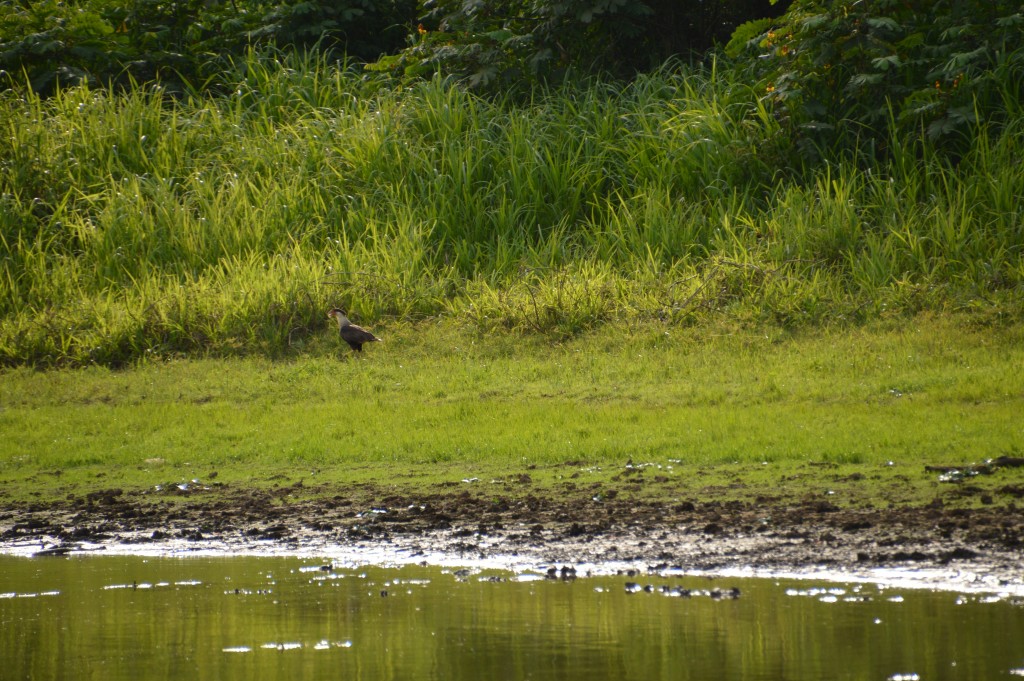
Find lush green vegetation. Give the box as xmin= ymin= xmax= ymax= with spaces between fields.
xmin=1 ymin=0 xmax=780 ymax=96
xmin=2 ymin=1 xmax=1022 ymax=540
xmin=728 ymin=0 xmax=1024 ymax=153
xmin=2 ymin=45 xmax=1023 ymax=366
xmin=371 ymin=0 xmax=786 ymax=87
xmin=2 ymin=317 xmax=1022 ymax=507
xmin=0 ymin=0 xmax=416 ymax=95
xmin=2 ymin=1 xmax=1022 ymax=368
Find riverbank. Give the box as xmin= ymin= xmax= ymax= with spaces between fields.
xmin=2 ymin=317 xmax=1022 ymax=586
xmin=2 ymin=466 xmax=1024 ymax=594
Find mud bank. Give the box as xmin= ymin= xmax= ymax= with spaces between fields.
xmin=2 ymin=481 xmax=1022 ymax=593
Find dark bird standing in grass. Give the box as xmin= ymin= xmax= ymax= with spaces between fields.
xmin=328 ymin=309 xmax=382 ymax=353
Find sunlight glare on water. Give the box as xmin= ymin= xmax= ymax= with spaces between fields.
xmin=1 ymin=555 xmax=1023 ymax=681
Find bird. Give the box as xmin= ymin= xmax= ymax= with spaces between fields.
xmin=327 ymin=309 xmax=382 ymax=353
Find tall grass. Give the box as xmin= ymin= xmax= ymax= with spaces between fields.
xmin=1 ymin=51 xmax=1022 ymax=366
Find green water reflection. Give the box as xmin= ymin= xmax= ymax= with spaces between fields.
xmin=2 ymin=555 xmax=1023 ymax=680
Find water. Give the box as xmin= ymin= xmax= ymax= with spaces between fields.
xmin=2 ymin=555 xmax=1023 ymax=681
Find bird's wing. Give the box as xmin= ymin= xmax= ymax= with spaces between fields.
xmin=341 ymin=324 xmax=380 ymax=343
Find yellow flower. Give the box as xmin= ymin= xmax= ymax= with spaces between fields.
xmin=417 ymin=24 xmax=427 ymax=35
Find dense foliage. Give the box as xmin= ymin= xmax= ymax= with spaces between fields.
xmin=371 ymin=0 xmax=787 ymax=87
xmin=729 ymin=0 xmax=1024 ymax=154
xmin=1 ymin=0 xmax=785 ymax=95
xmin=372 ymin=0 xmax=786 ymax=87
xmin=0 ymin=0 xmax=414 ymax=95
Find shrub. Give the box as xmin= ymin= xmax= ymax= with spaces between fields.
xmin=370 ymin=0 xmax=788 ymax=89
xmin=728 ymin=0 xmax=1024 ymax=155
xmin=0 ymin=0 xmax=416 ymax=96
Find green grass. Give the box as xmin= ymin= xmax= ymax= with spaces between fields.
xmin=2 ymin=53 xmax=1023 ymax=366
xmin=2 ymin=51 xmax=1023 ymax=513
xmin=2 ymin=316 xmax=1022 ymax=509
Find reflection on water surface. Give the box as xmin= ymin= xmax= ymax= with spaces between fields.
xmin=2 ymin=555 xmax=1023 ymax=680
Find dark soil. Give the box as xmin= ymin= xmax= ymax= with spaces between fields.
xmin=2 ymin=478 xmax=1023 ymax=582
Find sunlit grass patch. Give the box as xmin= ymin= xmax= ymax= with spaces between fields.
xmin=1 ymin=317 xmax=1021 ymax=509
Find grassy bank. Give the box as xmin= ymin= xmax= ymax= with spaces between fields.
xmin=2 ymin=54 xmax=1023 ymax=367
xmin=2 ymin=317 xmax=1022 ymax=511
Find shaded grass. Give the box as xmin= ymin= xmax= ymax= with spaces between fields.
xmin=2 ymin=317 xmax=1022 ymax=510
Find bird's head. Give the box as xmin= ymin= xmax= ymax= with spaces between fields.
xmin=327 ymin=308 xmax=351 ymax=326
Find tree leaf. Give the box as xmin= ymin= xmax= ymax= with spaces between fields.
xmin=870 ymin=54 xmax=901 ymax=71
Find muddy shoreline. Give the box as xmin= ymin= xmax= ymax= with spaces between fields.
xmin=3 ymin=481 xmax=1023 ymax=592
